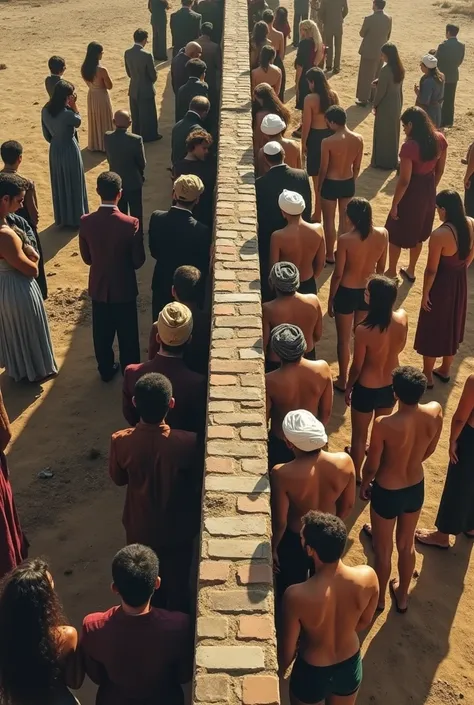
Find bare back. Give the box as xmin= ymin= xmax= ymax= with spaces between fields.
xmin=271 ymin=221 xmax=324 ymax=281
xmin=268 ymin=26 xmax=285 ymax=58
xmin=339 ymin=227 xmax=388 ymax=288
xmin=251 ymin=64 xmax=281 ymax=92
xmin=264 ymin=294 xmax=322 ymax=361
xmin=305 ymin=90 xmax=339 ymax=129
xmin=357 ymin=309 xmax=408 ymax=388
xmin=325 ymin=129 xmax=363 ymax=180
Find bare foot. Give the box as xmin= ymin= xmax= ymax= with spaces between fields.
xmin=333 ymin=377 xmax=346 ymax=393
xmin=415 ymin=528 xmax=450 ymax=548
xmin=389 ymin=578 xmax=408 ymax=613
xmin=362 ymin=523 xmax=372 ymax=538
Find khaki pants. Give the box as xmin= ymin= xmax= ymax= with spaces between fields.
xmin=356 ymin=56 xmax=382 ymax=103
xmin=324 ymin=29 xmax=343 ymax=70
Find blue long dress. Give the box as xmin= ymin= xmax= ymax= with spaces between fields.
xmin=41 ymin=107 xmax=88 ymax=227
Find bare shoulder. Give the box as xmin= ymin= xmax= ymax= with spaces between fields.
xmin=313 ymin=359 xmax=331 ymax=377
xmin=423 ymin=400 xmax=443 ymax=418
xmin=374 ymin=226 xmax=388 ymax=240
xmin=58 ymin=625 xmax=78 ymax=652
xmin=350 ymin=563 xmax=378 ymax=588
xmin=283 ymin=581 xmax=306 ymax=609
xmin=394 ymin=307 xmax=408 ymax=324
xmin=327 ymin=450 xmax=353 ymax=469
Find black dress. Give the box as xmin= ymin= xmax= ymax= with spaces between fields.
xmin=436 ymin=424 xmax=474 ymax=535
xmin=295 ymin=38 xmax=315 ymax=110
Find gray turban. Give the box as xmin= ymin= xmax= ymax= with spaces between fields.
xmin=270 ymin=261 xmax=300 ymax=294
xmin=270 ymin=323 xmax=307 ymax=362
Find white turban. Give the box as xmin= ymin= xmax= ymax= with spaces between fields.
xmin=263 ymin=140 xmax=283 ymax=156
xmin=278 ymin=189 xmax=305 ymax=216
xmin=261 ymin=113 xmax=286 ymax=135
xmin=421 ymin=54 xmax=438 ymax=69
xmin=282 ymin=410 xmax=328 ymax=451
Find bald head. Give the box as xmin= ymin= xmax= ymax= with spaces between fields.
xmin=185 ymin=41 xmax=202 ymax=58
xmin=114 ymin=110 xmax=131 ymax=129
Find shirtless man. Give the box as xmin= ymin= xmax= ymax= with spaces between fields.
xmin=328 ymin=197 xmax=387 ymax=391
xmin=257 ymin=114 xmax=301 ymax=174
xmin=266 ymin=323 xmax=333 ymax=469
xmin=263 ymin=262 xmax=322 ymax=371
xmin=319 ymin=105 xmax=364 ymax=263
xmin=270 ymin=189 xmax=325 ymax=293
xmin=360 ymin=366 xmax=442 ymax=612
xmin=272 ymin=410 xmax=355 ymax=596
xmin=279 ymin=511 xmax=379 ymax=705
xmin=262 ymin=9 xmax=285 ymax=62
xmin=345 ymin=274 xmax=407 ymax=482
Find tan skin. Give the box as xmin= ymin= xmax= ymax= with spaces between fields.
xmin=319 ymin=123 xmax=364 ymax=263
xmin=385 ymin=121 xmax=447 ymax=280
xmin=263 ymin=292 xmax=323 ymax=362
xmin=257 ymin=134 xmax=302 ymax=173
xmin=328 ymin=222 xmax=388 ymax=391
xmin=270 ymin=212 xmax=325 ymax=283
xmin=251 ymin=63 xmax=282 ymax=95
xmin=266 ymin=21 xmax=285 ymax=60
xmin=416 ymin=374 xmax=474 ymax=547
xmin=266 ymin=358 xmax=333 ymax=440
xmin=301 ymin=84 xmax=339 ymax=221
xmin=360 ymin=395 xmax=442 ymax=611
xmin=345 ymin=297 xmax=408 ymax=483
xmin=0 ymin=192 xmax=39 ymax=279
xmin=463 ymin=141 xmax=474 ymax=190
xmin=83 ymin=51 xmax=113 ymax=89
xmin=419 ymin=210 xmax=474 ymax=384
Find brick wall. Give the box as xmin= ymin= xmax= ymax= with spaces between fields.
xmin=191 ymin=0 xmax=280 ymax=702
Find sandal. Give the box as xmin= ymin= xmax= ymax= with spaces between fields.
xmin=399 ymin=268 xmax=416 ymax=284
xmin=433 ymin=370 xmax=450 ymax=384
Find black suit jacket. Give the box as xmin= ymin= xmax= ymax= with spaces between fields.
xmin=170 ymin=7 xmax=202 ymax=57
xmin=176 ymin=78 xmax=209 ymax=122
xmin=171 ymin=48 xmax=190 ymax=95
xmin=436 ymin=37 xmax=465 ymax=83
xmin=104 ymin=129 xmax=146 ymax=192
xmin=171 ymin=111 xmax=203 ymax=163
xmin=196 ymin=0 xmax=223 ymax=42
xmin=148 ymin=206 xmax=211 ymax=300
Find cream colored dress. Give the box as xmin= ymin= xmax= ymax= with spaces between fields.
xmin=86 ymin=68 xmax=113 ymax=152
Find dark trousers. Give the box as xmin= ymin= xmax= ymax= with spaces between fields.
xmin=152 ymin=289 xmax=173 ymax=321
xmin=293 ymin=4 xmax=308 ymax=46
xmin=118 ymin=188 xmax=143 ymax=233
xmin=152 ymin=16 xmax=168 ymax=60
xmin=129 ymin=96 xmax=159 ymax=143
xmin=441 ymin=82 xmax=457 ymax=127
xmin=91 ymin=300 xmax=140 ymax=378
xmin=324 ymin=29 xmax=343 ymax=70
xmin=151 ymin=542 xmax=194 ymax=612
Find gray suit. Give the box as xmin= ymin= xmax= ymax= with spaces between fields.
xmin=437 ymin=36 xmax=465 ymax=126
xmin=319 ymin=0 xmax=348 ymax=71
xmin=356 ymin=10 xmax=392 ymax=103
xmin=124 ymin=44 xmax=159 ymax=142
xmin=105 ymin=128 xmax=146 ymax=230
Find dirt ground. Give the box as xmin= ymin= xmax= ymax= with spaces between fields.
xmin=0 ymin=0 xmax=473 ymax=702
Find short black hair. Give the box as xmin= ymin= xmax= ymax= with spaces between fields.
xmin=189 ymin=95 xmax=210 ymax=115
xmin=134 ymin=372 xmax=172 ymax=423
xmin=264 ymin=149 xmax=284 ymax=165
xmin=392 ymin=366 xmax=427 ymax=405
xmin=446 ymin=23 xmax=459 ymax=36
xmin=112 ymin=544 xmax=159 ymax=607
xmin=133 ymin=28 xmax=148 ymax=43
xmin=186 ymin=58 xmax=207 ymax=78
xmin=302 ymin=511 xmax=347 ymax=563
xmin=201 ymin=22 xmax=214 ymax=36
xmin=186 ymin=128 xmax=213 ymax=152
xmin=0 ymin=172 xmax=27 ymax=200
xmin=374 ymin=0 xmax=386 ymax=8
xmin=97 ymin=171 xmax=122 ymax=200
xmin=182 ymin=0 xmax=194 ymax=6
xmin=262 ymin=8 xmax=274 ymax=22
xmin=173 ymin=265 xmax=202 ymax=302
xmin=48 ymin=55 xmax=66 ymax=74
xmin=1 ymin=140 xmax=23 ymax=166
xmin=325 ymin=105 xmax=346 ymax=126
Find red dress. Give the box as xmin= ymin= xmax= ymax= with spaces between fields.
xmin=386 ymin=132 xmax=448 ymax=249
xmin=0 ymin=452 xmax=28 ymax=578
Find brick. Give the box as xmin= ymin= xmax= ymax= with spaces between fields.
xmin=242 ymin=676 xmax=279 ymax=704
xmin=214 ymin=270 xmax=236 ymax=281
xmin=207 ymin=457 xmax=236 ymax=474
xmin=207 ymin=425 xmax=235 ymax=439
xmin=209 ymin=386 xmax=262 ymax=401
xmin=208 ymin=539 xmax=271 ymax=560
xmin=195 ymin=675 xmax=230 ymax=702
xmin=197 ymin=616 xmax=228 ymax=639
xmin=215 ymin=281 xmax=237 ymax=292
xmin=240 ymin=348 xmax=264 ymax=359
xmin=199 ymin=560 xmax=230 ymax=583
xmin=213 ymin=327 xmax=235 ymax=340
xmin=214 ymin=293 xmax=260 ymax=303
xmin=213 ymin=412 xmax=262 ymax=425
xmin=205 ymin=476 xmax=270 ymax=493
xmin=241 ymin=401 xmax=264 ymax=408
xmin=240 ymin=427 xmax=267 ymax=440
xmin=213 ymin=337 xmax=264 ymax=349
xmin=207 ymin=589 xmax=271 ymax=612
xmin=210 ymin=374 xmax=238 ymax=386
xmin=211 ymin=348 xmax=236 ymax=359
xmin=238 ymin=616 xmax=274 ymax=640
xmin=241 ymin=374 xmax=264 ymax=387
xmin=208 ymin=401 xmax=234 ymax=412
xmin=237 ymin=270 xmax=259 ymax=281
xmin=207 ymin=440 xmax=265 ymax=457
xmin=205 ymin=516 xmax=266 ymax=536
xmin=196 ymin=646 xmax=264 ymax=671
xmin=215 ymin=316 xmax=261 ymax=328
xmin=237 ymin=564 xmax=273 ymax=585
xmin=210 ymin=359 xmax=260 ymax=373
xmin=238 ymin=496 xmax=271 ymax=513
xmin=214 ymin=304 xmax=236 ymax=315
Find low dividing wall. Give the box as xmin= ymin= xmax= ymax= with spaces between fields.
xmin=191 ymin=0 xmax=280 ymax=703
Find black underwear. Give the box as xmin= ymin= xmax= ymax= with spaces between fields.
xmin=351 ymin=383 xmax=395 ymax=414
xmin=371 ymin=479 xmax=425 ymax=520
xmin=321 ymin=177 xmax=355 ymax=201
xmin=290 ymin=651 xmax=363 ymax=703
xmin=333 ymin=285 xmax=369 ymax=315
xmin=298 ymin=276 xmax=318 ymax=295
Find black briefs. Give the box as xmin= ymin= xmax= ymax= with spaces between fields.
xmin=333 ymin=285 xmax=369 ymax=315
xmin=290 ymin=651 xmax=363 ymax=704
xmin=321 ymin=177 xmax=355 ymax=201
xmin=298 ymin=276 xmax=318 ymax=295
xmin=371 ymin=479 xmax=425 ymax=520
xmin=351 ymin=382 xmax=395 ymax=414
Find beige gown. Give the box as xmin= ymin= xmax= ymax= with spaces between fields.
xmin=86 ymin=69 xmax=113 ymax=152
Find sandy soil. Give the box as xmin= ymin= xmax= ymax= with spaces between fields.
xmin=0 ymin=0 xmax=473 ymax=702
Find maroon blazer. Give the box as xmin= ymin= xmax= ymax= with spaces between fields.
xmin=79 ymin=206 xmax=146 ymax=303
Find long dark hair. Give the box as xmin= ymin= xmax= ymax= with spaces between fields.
xmin=401 ymin=106 xmax=439 ymax=162
xmin=274 ymin=6 xmax=288 ymax=26
xmin=252 ymin=20 xmax=269 ymax=51
xmin=81 ymin=41 xmax=103 ymax=82
xmin=0 ymin=559 xmax=66 ymax=705
xmin=346 ymin=198 xmax=373 ymax=240
xmin=259 ymin=44 xmax=276 ymax=70
xmin=436 ymin=189 xmax=472 ymax=260
xmin=46 ymin=79 xmax=74 ymax=117
xmin=363 ymin=275 xmax=398 ymax=332
xmin=306 ymin=67 xmax=337 ymax=113
xmin=381 ymin=42 xmax=405 ymax=84
xmin=252 ymin=82 xmax=291 ymax=126
xmin=424 ymin=64 xmax=444 ymax=84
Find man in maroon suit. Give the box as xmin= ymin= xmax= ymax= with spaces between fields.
xmin=79 ymin=171 xmax=146 ymax=381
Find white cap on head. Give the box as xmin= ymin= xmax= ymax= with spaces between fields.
xmin=278 ymin=189 xmax=305 ymax=215
xmin=421 ymin=54 xmax=438 ymax=69
xmin=261 ymin=113 xmax=286 ymax=135
xmin=263 ymin=140 xmax=283 ymax=156
xmin=282 ymin=410 xmax=328 ymax=452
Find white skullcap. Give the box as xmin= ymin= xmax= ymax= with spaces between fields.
xmin=278 ymin=189 xmax=305 ymax=215
xmin=282 ymin=410 xmax=328 ymax=452
xmin=261 ymin=113 xmax=286 ymax=135
xmin=263 ymin=140 xmax=283 ymax=156
xmin=421 ymin=54 xmax=438 ymax=69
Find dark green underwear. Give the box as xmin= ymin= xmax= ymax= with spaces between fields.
xmin=290 ymin=650 xmax=362 ymax=703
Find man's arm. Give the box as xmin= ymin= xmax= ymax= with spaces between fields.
xmin=345 ymin=327 xmax=367 ymax=406
xmin=317 ymin=369 xmax=333 ymax=428
xmin=122 ymin=373 xmax=140 ymax=427
xmin=355 ymin=568 xmax=380 ymax=631
xmin=342 ymin=0 xmax=348 ymax=18
xmin=359 ymin=16 xmax=368 ymax=38
xmin=136 ymin=136 xmax=146 ymax=177
xmin=131 ymin=219 xmax=146 ymax=269
xmin=302 ymin=176 xmax=312 ymax=221
xmin=109 ymin=436 xmax=129 ymax=486
xmin=387 ymin=16 xmax=392 ymax=40
xmin=124 ymin=52 xmax=131 ymax=78
xmin=78 ymin=226 xmax=92 ymax=266
xmin=262 ymin=304 xmax=271 ymax=356
xmin=79 ymin=626 xmax=105 ymax=685
xmin=313 ymin=232 xmax=326 ymax=279
xmin=148 ymin=214 xmax=160 ymax=259
xmin=25 ymin=182 xmax=39 ymax=228
xmin=278 ymin=588 xmax=301 ymax=674
xmin=269 ymin=232 xmax=281 ymax=270
xmin=353 ymin=137 xmax=363 ymax=180
xmin=376 ymin=231 xmax=388 ymax=273
xmin=147 ymin=53 xmax=158 ymax=84
xmin=318 ymin=140 xmax=329 ymax=192
xmin=328 ymin=239 xmax=346 ymax=316
xmin=422 ymin=406 xmax=443 ymax=461
xmin=271 ymin=468 xmax=290 ymax=564
xmin=360 ymin=416 xmax=384 ymax=497
xmin=0 ymin=388 xmax=12 ymax=453
xmin=335 ymin=456 xmax=356 ymax=519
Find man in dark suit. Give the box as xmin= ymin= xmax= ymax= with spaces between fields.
xmin=79 ymin=172 xmax=146 ymax=381
xmin=124 ymin=28 xmax=162 ymax=142
xmin=176 ymin=58 xmax=208 ymax=122
xmin=45 ymin=55 xmax=66 ymax=98
xmin=172 ymin=128 xmax=215 ymax=226
xmin=171 ymin=41 xmax=202 ymax=97
xmin=170 ymin=0 xmax=202 ymax=58
xmin=148 ymin=0 xmax=170 ymax=61
xmin=171 ymin=95 xmax=210 ymax=163
xmin=292 ymin=0 xmax=308 ymax=47
xmin=437 ymin=23 xmax=465 ymax=127
xmin=105 ymin=110 xmax=146 ymax=233
xmin=255 ymin=141 xmax=312 ymax=301
xmin=196 ymin=0 xmax=223 ymax=43
xmin=149 ymin=174 xmax=211 ymax=319
xmin=197 ymin=22 xmax=221 ymax=112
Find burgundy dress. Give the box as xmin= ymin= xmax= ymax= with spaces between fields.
xmin=386 ymin=132 xmax=448 ymax=249
xmin=0 ymin=452 xmax=28 ymax=579
xmin=414 ymin=239 xmax=467 ymax=357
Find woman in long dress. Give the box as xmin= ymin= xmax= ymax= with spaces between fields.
xmin=41 ymin=80 xmax=88 ymax=228
xmin=415 ymin=53 xmax=445 ymax=128
xmin=0 ymin=173 xmax=57 ymax=383
xmin=0 ymin=559 xmax=84 ymax=704
xmin=252 ymin=82 xmax=291 ymax=156
xmin=80 ymin=41 xmax=113 ymax=152
xmin=463 ymin=140 xmax=474 ymax=217
xmin=293 ymin=19 xmax=324 ymax=138
xmin=372 ymin=42 xmax=404 ymax=170
xmin=385 ymin=106 xmax=447 ymax=282
xmin=414 ymin=189 xmax=474 ymax=385
xmin=416 ymin=374 xmax=474 ymax=548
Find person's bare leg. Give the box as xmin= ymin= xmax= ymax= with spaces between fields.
xmin=422 ymin=356 xmax=437 ymax=387
xmin=322 ymin=198 xmax=337 ymax=262
xmin=386 ymin=242 xmax=401 ymax=278
xmin=328 ymin=691 xmax=359 ymax=705
xmin=370 ymin=506 xmax=396 ymax=610
xmin=289 ymin=690 xmax=323 ymax=705
xmin=405 ymin=242 xmax=423 ymax=279
xmin=311 ymin=175 xmax=321 ymax=222
xmin=334 ymin=312 xmax=353 ymax=390
xmin=337 ymin=197 xmax=351 ymax=235
xmin=434 ymin=355 xmax=455 ymax=378
xmin=393 ymin=509 xmax=421 ymax=611
xmin=350 ymin=408 xmax=372 ymax=483
xmin=415 ymin=527 xmax=451 ymax=547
